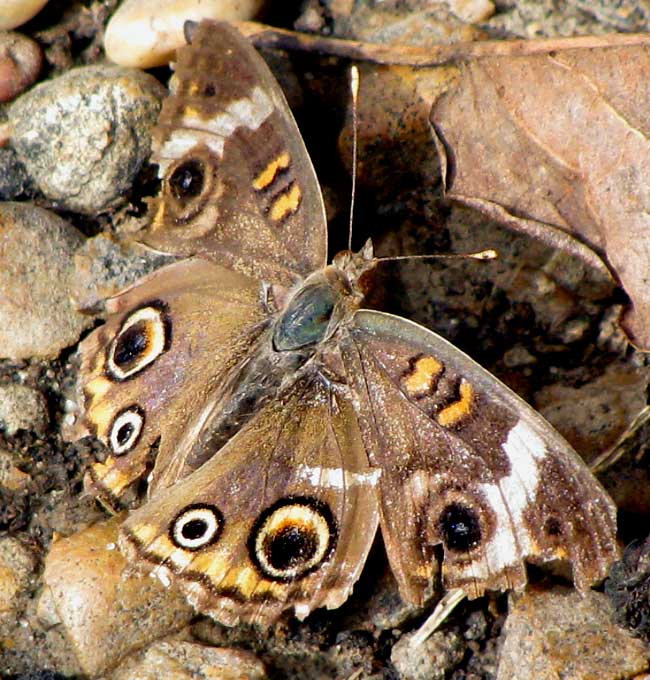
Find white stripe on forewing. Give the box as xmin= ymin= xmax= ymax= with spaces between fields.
xmin=159 ymin=130 xmax=226 ymax=161
xmin=296 ymin=465 xmax=382 ymax=489
xmin=157 ymin=86 xmax=275 ymax=174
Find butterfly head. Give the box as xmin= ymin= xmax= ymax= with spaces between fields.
xmin=331 ymin=238 xmax=377 ymax=298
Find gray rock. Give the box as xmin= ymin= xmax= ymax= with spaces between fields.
xmin=0 ymin=383 xmax=48 ymax=435
xmin=8 ymin=65 xmax=165 ymax=213
xmin=0 ymin=448 xmax=30 ymax=490
xmin=391 ymin=629 xmax=465 ymax=680
xmin=0 ymin=536 xmax=38 ymax=619
xmin=111 ymin=641 xmax=268 ymax=680
xmin=0 ymin=201 xmax=92 ymax=359
xmin=0 ymin=147 xmax=31 ymax=199
xmin=497 ymin=586 xmax=649 ymax=680
xmin=72 ymin=232 xmax=174 ymax=312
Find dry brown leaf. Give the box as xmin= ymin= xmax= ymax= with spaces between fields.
xmin=430 ymin=40 xmax=650 ymax=349
xmin=241 ymin=24 xmax=650 ymax=348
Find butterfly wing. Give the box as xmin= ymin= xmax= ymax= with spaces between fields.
xmin=119 ymin=375 xmax=380 ymax=625
xmin=340 ymin=310 xmax=619 ymax=602
xmin=143 ymin=20 xmax=328 ymax=287
xmin=67 ymin=258 xmax=270 ymax=508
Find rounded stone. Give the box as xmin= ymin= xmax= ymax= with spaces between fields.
xmin=104 ymin=0 xmax=265 ymax=69
xmin=0 ymin=384 xmax=48 ymax=435
xmin=0 ymin=536 xmax=38 ymax=616
xmin=0 ymin=449 xmax=30 ymax=490
xmin=391 ymin=629 xmax=465 ymax=680
xmin=497 ymin=587 xmax=649 ymax=680
xmin=38 ymin=517 xmax=194 ymax=677
xmin=0 ymin=30 xmax=43 ymax=102
xmin=111 ymin=641 xmax=268 ymax=680
xmin=0 ymin=147 xmax=31 ymax=199
xmin=0 ymin=0 xmax=48 ymax=30
xmin=8 ymin=65 xmax=166 ymax=213
xmin=0 ymin=202 xmax=92 ymax=360
xmin=72 ymin=233 xmax=172 ymax=312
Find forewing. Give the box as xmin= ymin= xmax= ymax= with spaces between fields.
xmin=119 ymin=376 xmax=380 ymax=626
xmin=66 ymin=258 xmax=269 ymax=508
xmin=143 ymin=20 xmax=328 ymax=286
xmin=340 ymin=310 xmax=619 ymax=603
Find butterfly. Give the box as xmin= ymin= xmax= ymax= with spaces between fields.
xmin=68 ymin=19 xmax=619 ymax=626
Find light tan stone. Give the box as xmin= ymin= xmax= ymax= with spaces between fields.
xmin=0 ymin=0 xmax=48 ymax=30
xmin=0 ymin=449 xmax=30 ymax=490
xmin=111 ymin=641 xmax=268 ymax=680
xmin=0 ymin=537 xmax=38 ymax=615
xmin=104 ymin=0 xmax=265 ymax=69
xmin=0 ymin=384 xmax=48 ymax=434
xmin=497 ymin=587 xmax=649 ymax=680
xmin=38 ymin=516 xmax=194 ymax=676
xmin=0 ymin=30 xmax=42 ymax=102
xmin=448 ymin=0 xmax=495 ymax=23
xmin=0 ymin=202 xmax=91 ymax=360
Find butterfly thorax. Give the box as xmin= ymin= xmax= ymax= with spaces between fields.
xmin=273 ymin=239 xmax=377 ymax=353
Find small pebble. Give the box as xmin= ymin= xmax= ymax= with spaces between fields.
xmin=0 ymin=30 xmax=42 ymax=101
xmin=0 ymin=0 xmax=48 ymax=30
xmin=8 ymin=65 xmax=166 ymax=213
xmin=0 ymin=202 xmax=92 ymax=360
xmin=104 ymin=0 xmax=265 ymax=68
xmin=0 ymin=146 xmax=31 ymax=199
xmin=0 ymin=536 xmax=38 ymax=616
xmin=391 ymin=629 xmax=465 ymax=680
xmin=497 ymin=587 xmax=649 ymax=680
xmin=112 ymin=641 xmax=268 ymax=680
xmin=0 ymin=384 xmax=48 ymax=435
xmin=38 ymin=517 xmax=194 ymax=677
xmin=0 ymin=449 xmax=30 ymax=490
xmin=448 ymin=0 xmax=495 ymax=23
xmin=72 ymin=233 xmax=173 ymax=312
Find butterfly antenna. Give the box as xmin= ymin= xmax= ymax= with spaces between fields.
xmin=348 ymin=65 xmax=360 ymax=252
xmin=375 ymin=249 xmax=498 ymax=263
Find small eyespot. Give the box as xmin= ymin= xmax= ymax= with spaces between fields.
xmin=249 ymin=496 xmax=337 ymax=582
xmin=439 ymin=502 xmax=482 ymax=553
xmin=107 ymin=303 xmax=170 ymax=381
xmin=109 ymin=406 xmax=144 ymax=455
xmin=170 ymin=504 xmax=224 ymax=551
xmin=169 ymin=159 xmax=205 ymax=201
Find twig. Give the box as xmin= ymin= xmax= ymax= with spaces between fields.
xmin=235 ymin=21 xmax=650 ymax=66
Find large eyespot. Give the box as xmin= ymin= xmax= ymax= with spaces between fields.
xmin=107 ymin=302 xmax=170 ymax=381
xmin=170 ymin=504 xmax=224 ymax=551
xmin=438 ymin=502 xmax=482 ymax=553
xmin=169 ymin=159 xmax=205 ymax=201
xmin=249 ymin=496 xmax=337 ymax=583
xmin=109 ymin=405 xmax=144 ymax=455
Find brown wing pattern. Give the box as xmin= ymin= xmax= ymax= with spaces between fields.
xmin=142 ymin=21 xmax=328 ymax=286
xmin=340 ymin=310 xmax=619 ymax=602
xmin=66 ymin=258 xmax=270 ymax=508
xmin=120 ymin=375 xmax=380 ymax=625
